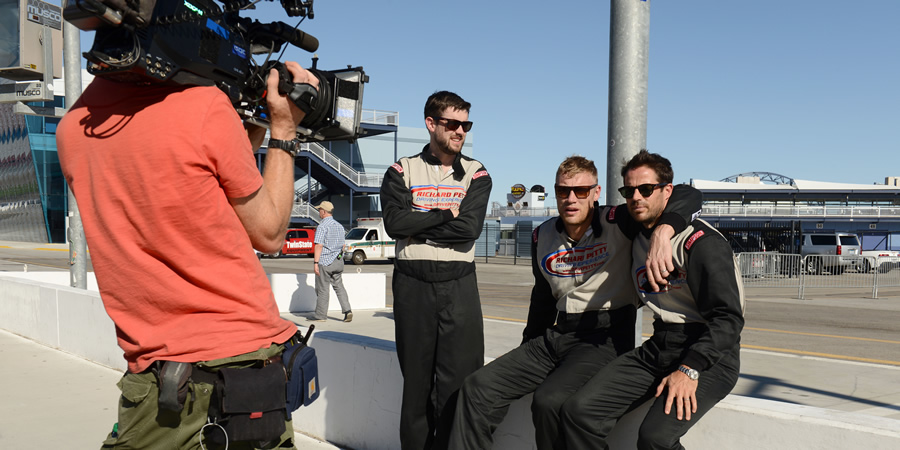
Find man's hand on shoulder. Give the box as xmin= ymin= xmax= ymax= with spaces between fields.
xmin=644 ymin=224 xmax=675 ymax=292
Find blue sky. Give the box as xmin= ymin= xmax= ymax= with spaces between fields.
xmin=78 ymin=1 xmax=900 ymax=205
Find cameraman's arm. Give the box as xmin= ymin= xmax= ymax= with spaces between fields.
xmin=230 ymin=62 xmax=318 ymax=253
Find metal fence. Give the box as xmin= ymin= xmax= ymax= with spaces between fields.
xmin=475 ymin=226 xmax=900 ymax=298
xmin=735 ymin=253 xmax=900 ymax=298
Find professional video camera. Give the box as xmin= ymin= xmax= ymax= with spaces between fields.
xmin=62 ymin=0 xmax=367 ymax=142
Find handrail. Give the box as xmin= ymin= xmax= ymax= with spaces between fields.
xmin=292 ymin=199 xmax=321 ymax=223
xmin=360 ymin=109 xmax=399 ymax=126
xmin=295 ymin=178 xmax=326 ymax=200
xmin=297 ymin=141 xmax=384 ymax=188
xmin=490 ymin=202 xmax=558 ymax=218
xmin=702 ymin=204 xmax=900 ymax=219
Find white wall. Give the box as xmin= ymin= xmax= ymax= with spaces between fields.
xmin=2 ymin=274 xmax=899 ymax=449
xmin=1 ymin=272 xmax=386 ymax=313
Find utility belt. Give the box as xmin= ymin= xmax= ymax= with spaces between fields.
xmin=150 ymin=326 xmax=319 ymax=446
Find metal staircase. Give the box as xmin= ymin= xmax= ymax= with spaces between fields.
xmin=267 ymin=110 xmax=398 ymax=225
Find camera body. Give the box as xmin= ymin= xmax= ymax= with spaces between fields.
xmin=63 ymin=0 xmax=367 ymax=142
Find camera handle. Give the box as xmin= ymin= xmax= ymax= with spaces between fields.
xmin=271 ymin=62 xmax=318 ymax=116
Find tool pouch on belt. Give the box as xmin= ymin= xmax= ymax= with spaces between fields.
xmin=205 ymin=360 xmax=287 ymax=445
xmin=155 ymin=361 xmax=192 ymax=412
xmin=284 ymin=326 xmax=319 ymax=418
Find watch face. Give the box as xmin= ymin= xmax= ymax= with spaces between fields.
xmin=679 ymin=366 xmax=699 ymax=380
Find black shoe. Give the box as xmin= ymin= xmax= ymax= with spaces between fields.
xmin=307 ymin=316 xmax=326 ymax=322
xmin=343 ymin=312 xmax=353 ymax=323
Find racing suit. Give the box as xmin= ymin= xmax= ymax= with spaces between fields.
xmin=380 ymin=145 xmax=492 ymax=449
xmin=560 ymin=218 xmax=744 ymax=449
xmin=450 ymin=185 xmax=702 ymax=450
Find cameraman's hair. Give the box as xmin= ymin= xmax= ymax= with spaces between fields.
xmin=556 ymin=155 xmax=598 ymax=182
xmin=621 ymin=149 xmax=674 ymax=184
xmin=424 ymin=91 xmax=471 ymax=119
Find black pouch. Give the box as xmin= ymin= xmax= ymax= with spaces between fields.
xmin=155 ymin=361 xmax=192 ymax=412
xmin=205 ymin=360 xmax=287 ymax=444
xmin=284 ymin=326 xmax=319 ymax=417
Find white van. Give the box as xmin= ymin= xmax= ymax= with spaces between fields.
xmin=343 ymin=218 xmax=396 ymax=265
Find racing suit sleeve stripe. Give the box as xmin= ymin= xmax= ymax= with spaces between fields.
xmin=681 ymin=229 xmax=745 ymax=371
xmin=414 ymin=171 xmax=492 ymax=243
xmin=656 ymin=184 xmax=703 ymax=235
xmin=380 ymin=164 xmax=453 ymax=239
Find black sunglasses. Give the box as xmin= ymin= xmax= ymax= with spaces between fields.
xmin=618 ymin=183 xmax=669 ymax=199
xmin=554 ymin=184 xmax=597 ymax=199
xmin=431 ymin=116 xmax=473 ymax=132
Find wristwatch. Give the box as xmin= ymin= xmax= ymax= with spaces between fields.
xmin=678 ymin=365 xmax=699 ymax=381
xmin=267 ymin=138 xmax=301 ymax=157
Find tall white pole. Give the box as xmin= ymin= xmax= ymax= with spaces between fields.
xmin=63 ymin=18 xmax=86 ymax=289
xmin=608 ymin=0 xmax=651 ymax=346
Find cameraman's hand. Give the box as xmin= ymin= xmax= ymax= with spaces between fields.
xmin=232 ymin=62 xmax=319 ymax=254
xmin=267 ymin=61 xmax=319 ymax=141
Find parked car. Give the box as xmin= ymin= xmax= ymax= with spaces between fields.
xmin=800 ymin=232 xmax=862 ymax=275
xmin=260 ymin=228 xmax=316 ymax=258
xmin=861 ymin=249 xmax=900 ymax=273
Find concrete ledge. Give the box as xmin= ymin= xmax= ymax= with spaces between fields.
xmin=0 ymin=276 xmax=124 ymax=371
xmin=2 ymin=274 xmax=899 ymax=449
xmin=0 ymin=271 xmax=386 ymax=313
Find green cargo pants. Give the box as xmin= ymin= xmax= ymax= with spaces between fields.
xmin=101 ymin=344 xmax=295 ymax=450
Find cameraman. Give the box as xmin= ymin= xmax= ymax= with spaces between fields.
xmin=56 ymin=60 xmax=316 ymax=448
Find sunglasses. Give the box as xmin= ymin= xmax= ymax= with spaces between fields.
xmin=617 ymin=183 xmax=669 ymax=199
xmin=431 ymin=116 xmax=473 ymax=132
xmin=554 ymin=184 xmax=597 ymax=199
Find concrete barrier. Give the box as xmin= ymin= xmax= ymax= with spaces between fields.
xmin=2 ymin=274 xmax=899 ymax=449
xmin=0 ymin=271 xmax=386 ymax=313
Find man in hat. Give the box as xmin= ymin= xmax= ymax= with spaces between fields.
xmin=309 ymin=201 xmax=353 ymax=322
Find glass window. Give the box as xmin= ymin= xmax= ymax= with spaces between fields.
xmin=346 ymin=228 xmax=367 ymax=240
xmin=810 ymin=235 xmax=836 ymax=245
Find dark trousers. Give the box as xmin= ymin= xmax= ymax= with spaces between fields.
xmin=449 ymin=307 xmax=637 ymax=450
xmin=560 ymin=322 xmax=741 ymax=450
xmin=393 ymin=270 xmax=485 ymax=450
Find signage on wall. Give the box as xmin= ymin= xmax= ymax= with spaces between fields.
xmin=510 ymin=184 xmax=526 ymax=200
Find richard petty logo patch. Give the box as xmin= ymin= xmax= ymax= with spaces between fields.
xmin=410 ymin=184 xmax=466 ymax=211
xmin=542 ymin=243 xmax=609 ymax=277
xmin=636 ymin=266 xmax=687 ymax=294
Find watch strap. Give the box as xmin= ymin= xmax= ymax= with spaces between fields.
xmin=268 ymin=138 xmax=300 ymax=157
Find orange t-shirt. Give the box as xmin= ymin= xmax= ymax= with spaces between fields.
xmin=57 ymin=79 xmax=296 ymax=373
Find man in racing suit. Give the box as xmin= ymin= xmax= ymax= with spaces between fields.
xmin=560 ymin=150 xmax=744 ymax=449
xmin=380 ymin=91 xmax=492 ymax=449
xmin=449 ymin=155 xmax=702 ymax=449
